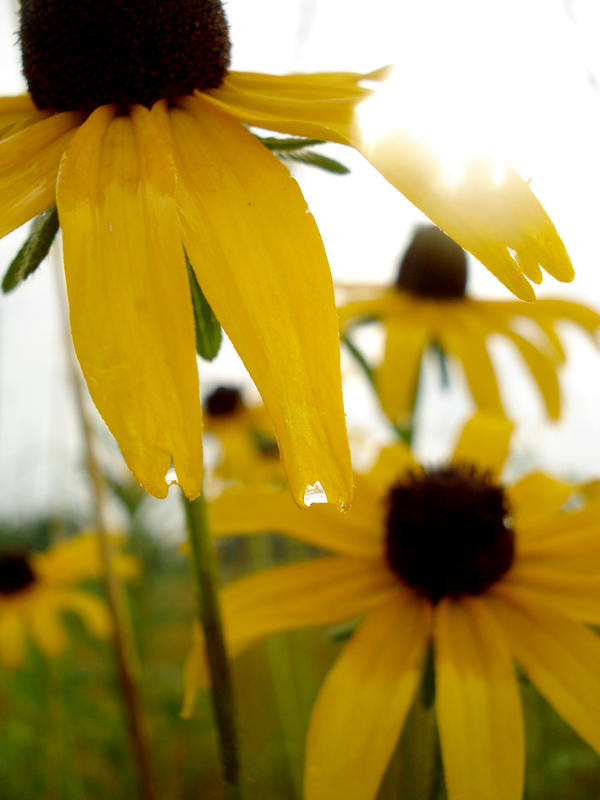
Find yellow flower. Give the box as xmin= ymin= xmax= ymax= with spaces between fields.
xmin=184 ymin=413 xmax=600 ymax=800
xmin=3 ymin=2 xmax=572 ymax=507
xmin=339 ymin=226 xmax=599 ymax=424
xmin=203 ymin=386 xmax=284 ymax=488
xmin=0 ymin=533 xmax=139 ymax=665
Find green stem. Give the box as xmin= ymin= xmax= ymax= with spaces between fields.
xmin=52 ymin=250 xmax=156 ymax=800
xmin=182 ymin=492 xmax=242 ymax=799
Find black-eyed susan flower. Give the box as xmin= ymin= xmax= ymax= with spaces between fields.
xmin=0 ymin=533 xmax=139 ymax=665
xmin=184 ymin=413 xmax=600 ymax=800
xmin=339 ymin=225 xmax=599 ymax=425
xmin=203 ymin=386 xmax=283 ymax=488
xmin=2 ymin=2 xmax=573 ymax=507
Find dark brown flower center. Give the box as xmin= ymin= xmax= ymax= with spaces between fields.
xmin=396 ymin=225 xmax=467 ymax=299
xmin=205 ymin=386 xmax=242 ymax=418
xmin=0 ymin=553 xmax=37 ymax=595
xmin=20 ymin=0 xmax=231 ymax=112
xmin=385 ymin=465 xmax=514 ymax=604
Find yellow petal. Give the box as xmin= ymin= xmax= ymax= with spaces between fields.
xmin=305 ymin=590 xmax=430 ymax=800
xmin=209 ymin=485 xmax=383 ymax=558
xmin=517 ymin=527 xmax=600 ymax=575
xmin=434 ymin=597 xmax=524 ymax=800
xmin=29 ymin=601 xmax=67 ymax=656
xmin=502 ymin=330 xmax=561 ymax=419
xmin=360 ymin=134 xmax=573 ymax=300
xmin=0 ymin=612 xmax=26 ymax=667
xmin=33 ymin=532 xmax=139 ymax=583
xmin=59 ymin=590 xmax=111 ymax=637
xmin=488 ymin=584 xmax=600 ymax=755
xmin=503 ymin=568 xmax=600 ymax=625
xmin=0 ymin=95 xmax=37 ymax=136
xmin=204 ymin=69 xmax=385 ymax=145
xmin=377 ymin=321 xmax=428 ymax=424
xmin=443 ymin=330 xmax=504 ymax=416
xmin=517 ymin=499 xmax=600 ymax=544
xmin=156 ymin=95 xmax=352 ymax=507
xmin=532 ymin=298 xmax=600 ymax=340
xmin=57 ymin=105 xmax=204 ymax=499
xmin=0 ymin=110 xmax=82 ymax=238
xmin=507 ymin=472 xmax=574 ymax=535
xmin=452 ymin=412 xmax=513 ymax=480
xmin=366 ymin=441 xmax=419 ymax=493
xmin=182 ymin=556 xmax=395 ymax=717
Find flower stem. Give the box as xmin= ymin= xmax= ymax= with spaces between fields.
xmin=52 ymin=252 xmax=155 ymax=800
xmin=182 ymin=491 xmax=243 ymax=798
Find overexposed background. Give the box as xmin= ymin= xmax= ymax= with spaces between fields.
xmin=1 ymin=0 xmax=600 ymax=521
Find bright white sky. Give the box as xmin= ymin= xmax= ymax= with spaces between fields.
xmin=1 ymin=0 xmax=600 ymax=520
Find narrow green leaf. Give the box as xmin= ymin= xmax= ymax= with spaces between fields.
xmin=282 ymin=149 xmax=350 ymax=174
xmin=255 ymin=135 xmax=325 ymax=152
xmin=185 ymin=251 xmax=222 ymax=361
xmin=2 ymin=205 xmax=59 ymax=293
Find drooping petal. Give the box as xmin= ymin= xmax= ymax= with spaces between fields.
xmin=434 ymin=597 xmax=524 ymax=800
xmin=501 ymin=330 xmax=561 ymax=419
xmin=531 ymin=298 xmax=600 ymax=340
xmin=155 ymin=95 xmax=352 ymax=507
xmin=0 ymin=109 xmax=82 ymax=237
xmin=443 ymin=330 xmax=504 ymax=416
xmin=57 ymin=104 xmax=204 ymax=499
xmin=204 ymin=69 xmax=386 ymax=145
xmin=488 ymin=584 xmax=600 ymax=755
xmin=0 ymin=612 xmax=26 ymax=666
xmin=451 ymin=412 xmax=513 ymax=480
xmin=305 ymin=590 xmax=431 ymax=800
xmin=359 ymin=133 xmax=573 ymax=300
xmin=29 ymin=602 xmax=67 ymax=656
xmin=209 ymin=485 xmax=383 ymax=558
xmin=378 ymin=321 xmax=428 ymax=424
xmin=58 ymin=590 xmax=111 ymax=637
xmin=507 ymin=472 xmax=574 ymax=535
xmin=182 ymin=556 xmax=395 ymax=717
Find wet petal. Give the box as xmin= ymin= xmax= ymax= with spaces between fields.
xmin=434 ymin=597 xmax=524 ymax=800
xmin=305 ymin=590 xmax=431 ymax=800
xmin=360 ymin=134 xmax=573 ymax=300
xmin=488 ymin=584 xmax=600 ymax=755
xmin=209 ymin=485 xmax=383 ymax=558
xmin=378 ymin=321 xmax=428 ymax=424
xmin=452 ymin=412 xmax=513 ymax=479
xmin=182 ymin=556 xmax=395 ymax=717
xmin=0 ymin=110 xmax=82 ymax=237
xmin=57 ymin=105 xmax=204 ymax=499
xmin=157 ymin=95 xmax=352 ymax=507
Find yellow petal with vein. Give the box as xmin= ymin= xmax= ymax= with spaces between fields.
xmin=489 ymin=584 xmax=600 ymax=755
xmin=434 ymin=597 xmax=524 ymax=800
xmin=157 ymin=96 xmax=351 ymax=507
xmin=360 ymin=133 xmax=573 ymax=300
xmin=57 ymin=105 xmax=204 ymax=499
xmin=204 ymin=69 xmax=384 ymax=145
xmin=209 ymin=485 xmax=383 ymax=558
xmin=452 ymin=412 xmax=513 ymax=479
xmin=0 ymin=110 xmax=82 ymax=237
xmin=182 ymin=556 xmax=395 ymax=717
xmin=305 ymin=590 xmax=430 ymax=800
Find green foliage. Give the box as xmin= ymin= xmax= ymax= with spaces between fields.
xmin=185 ymin=251 xmax=222 ymax=361
xmin=2 ymin=206 xmax=59 ymax=293
xmin=257 ymin=135 xmax=350 ymax=175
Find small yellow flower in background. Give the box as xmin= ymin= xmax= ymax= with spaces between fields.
xmin=339 ymin=225 xmax=599 ymax=424
xmin=0 ymin=533 xmax=139 ymax=666
xmin=1 ymin=1 xmax=572 ymax=507
xmin=184 ymin=413 xmax=600 ymax=800
xmin=203 ymin=386 xmax=284 ymax=489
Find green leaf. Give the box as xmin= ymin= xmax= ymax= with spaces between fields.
xmin=255 ymin=135 xmax=325 ymax=152
xmin=281 ymin=149 xmax=350 ymax=174
xmin=185 ymin=251 xmax=222 ymax=361
xmin=2 ymin=206 xmax=59 ymax=293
